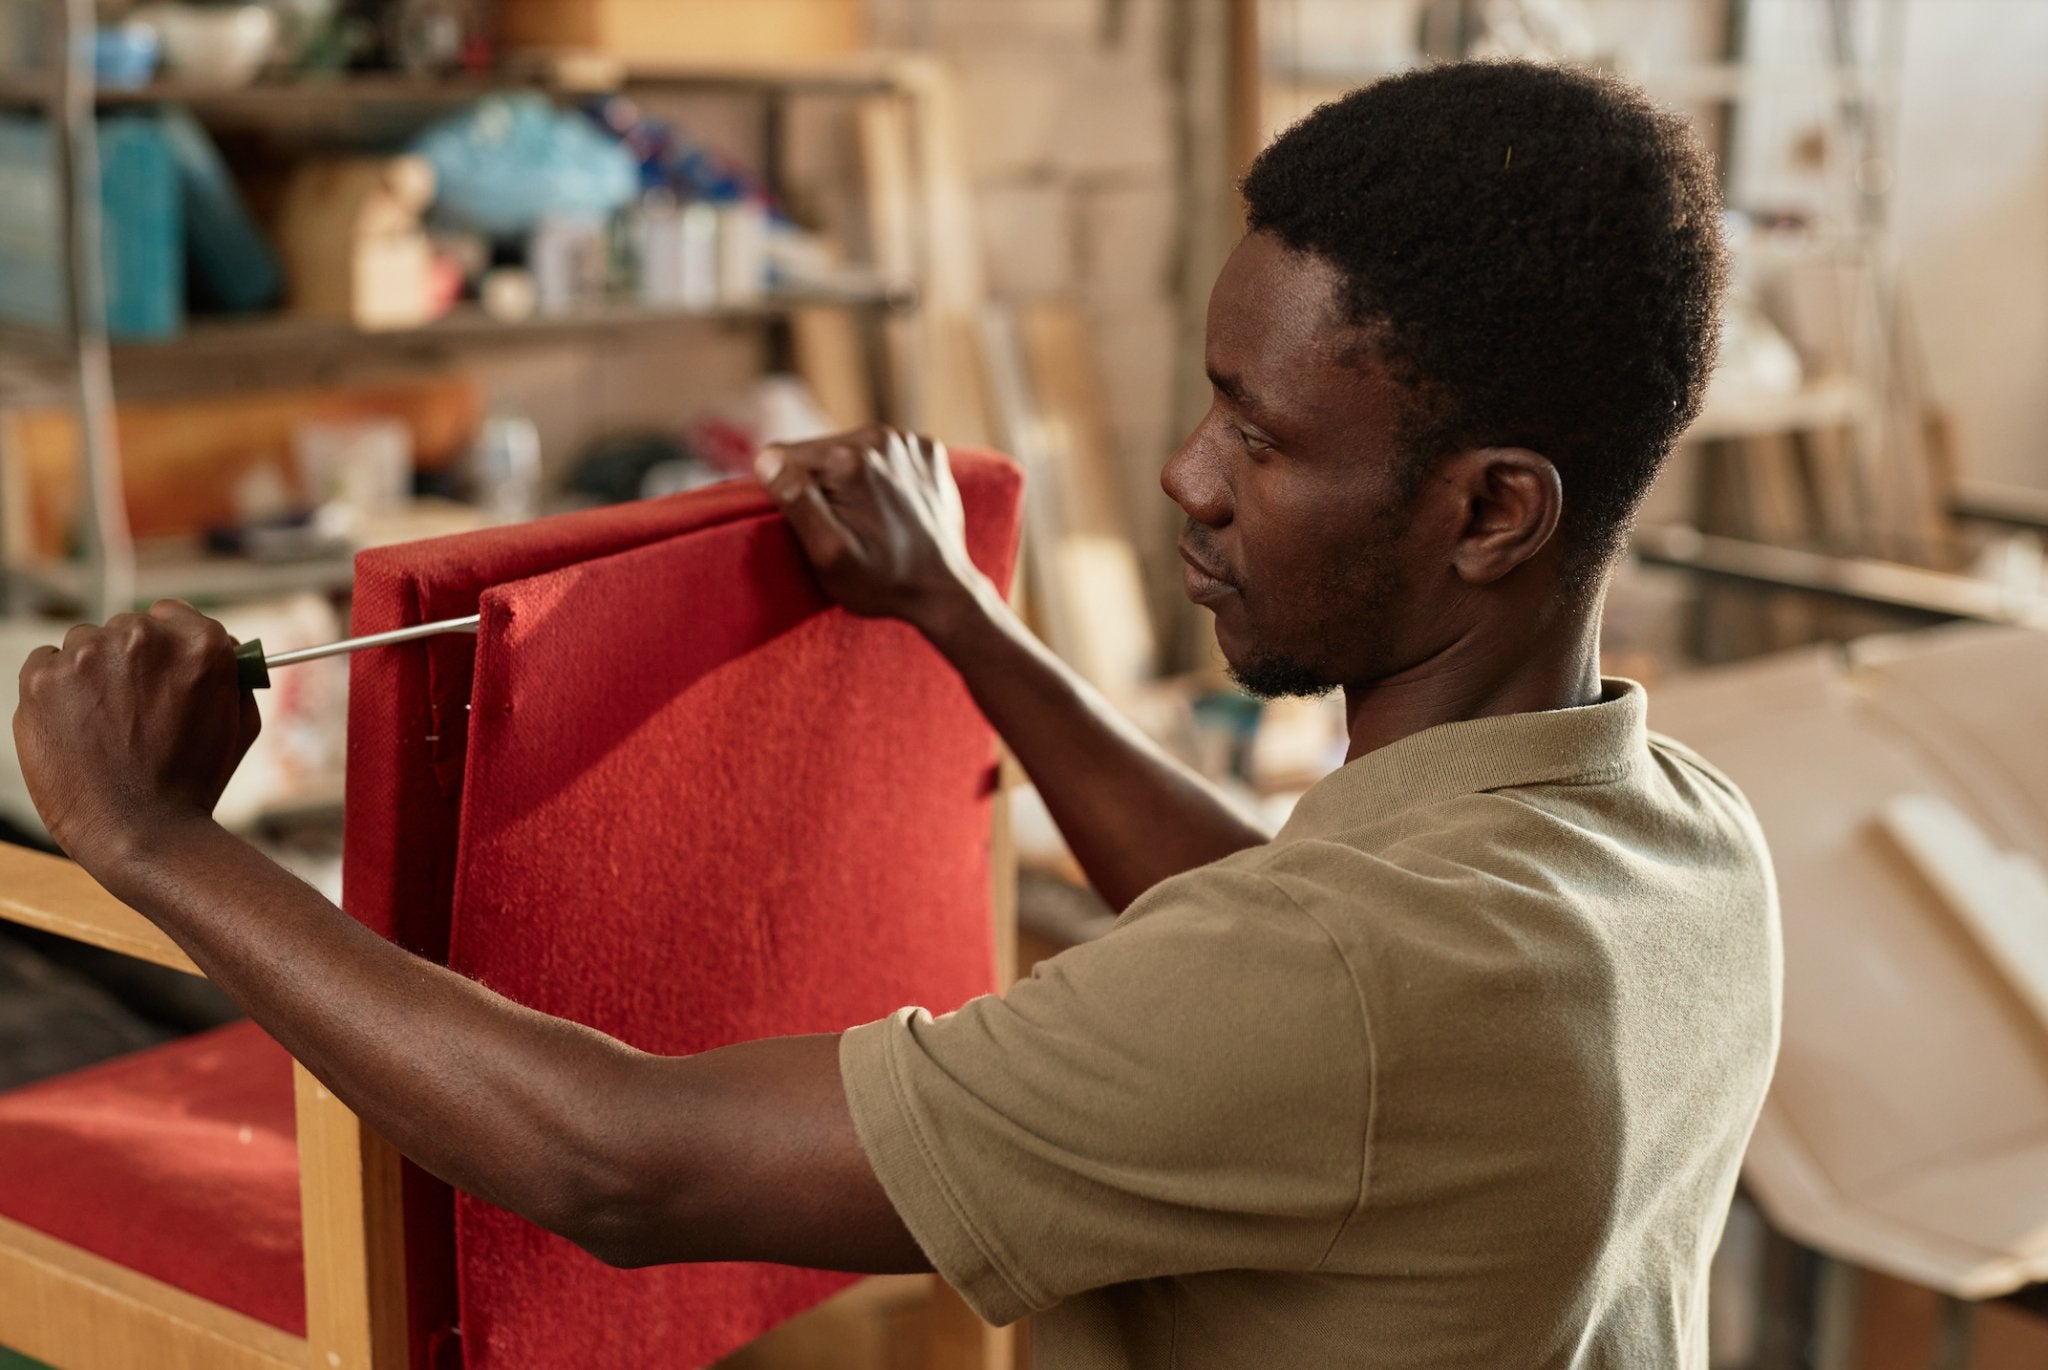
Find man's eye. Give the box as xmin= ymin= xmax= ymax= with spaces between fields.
xmin=1237 ymin=427 xmax=1272 ymax=454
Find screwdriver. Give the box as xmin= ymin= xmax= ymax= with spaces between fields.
xmin=234 ymin=614 xmax=481 ymax=690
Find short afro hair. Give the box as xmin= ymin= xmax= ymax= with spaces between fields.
xmin=1242 ymin=61 xmax=1726 ymax=581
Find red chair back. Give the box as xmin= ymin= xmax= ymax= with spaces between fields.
xmin=344 ymin=455 xmax=1023 ymax=1368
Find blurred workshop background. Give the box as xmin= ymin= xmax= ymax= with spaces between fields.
xmin=0 ymin=1 xmax=2046 ymax=1368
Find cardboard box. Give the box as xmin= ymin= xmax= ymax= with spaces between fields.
xmin=497 ymin=0 xmax=865 ymax=62
xmin=1651 ymin=624 xmax=2048 ymax=1298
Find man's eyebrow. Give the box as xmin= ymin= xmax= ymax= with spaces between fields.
xmin=1206 ymin=365 xmax=1265 ymax=417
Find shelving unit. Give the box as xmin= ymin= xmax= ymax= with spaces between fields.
xmin=0 ymin=279 xmax=912 ymax=371
xmin=1640 ymin=0 xmax=1976 ymax=662
xmin=0 ymin=29 xmax=984 ymax=618
xmin=0 ymin=55 xmax=919 ymax=109
xmin=8 ymin=544 xmax=358 ymax=607
xmin=1635 ymin=524 xmax=2048 ymax=630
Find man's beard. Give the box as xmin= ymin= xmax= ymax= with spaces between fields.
xmin=1199 ymin=502 xmax=1410 ymax=702
xmin=1226 ymin=639 xmax=1338 ymax=700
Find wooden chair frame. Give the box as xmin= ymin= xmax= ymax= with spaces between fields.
xmin=0 ymin=794 xmax=1019 ymax=1370
xmin=0 ymin=840 xmax=408 ymax=1370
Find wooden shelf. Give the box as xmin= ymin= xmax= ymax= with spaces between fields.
xmin=0 ymin=281 xmax=910 ymax=370
xmin=0 ymin=47 xmax=964 ymax=623
xmin=7 ymin=550 xmax=357 ymax=612
xmin=1633 ymin=525 xmax=2048 ymax=629
xmin=4 ymin=500 xmax=501 ymax=612
xmin=1685 ymin=375 xmax=1868 ymax=443
xmin=1258 ymin=61 xmax=1895 ymax=106
xmin=0 ymin=54 xmax=922 ymax=113
xmin=1952 ymin=480 xmax=2048 ymax=534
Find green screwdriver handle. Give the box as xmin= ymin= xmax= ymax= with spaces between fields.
xmin=235 ymin=640 xmax=270 ymax=691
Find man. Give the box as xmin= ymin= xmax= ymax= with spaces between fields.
xmin=13 ymin=62 xmax=1776 ymax=1367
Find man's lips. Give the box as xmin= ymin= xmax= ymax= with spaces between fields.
xmin=1178 ymin=544 xmax=1237 ymax=605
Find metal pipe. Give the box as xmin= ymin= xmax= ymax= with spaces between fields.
xmin=54 ymin=0 xmax=136 ymax=618
xmin=1634 ymin=524 xmax=2048 ymax=629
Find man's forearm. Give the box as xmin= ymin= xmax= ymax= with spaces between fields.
xmin=85 ymin=818 xmax=927 ymax=1272
xmin=11 ymin=598 xmax=927 ymax=1274
xmin=925 ymin=580 xmax=1268 ymax=911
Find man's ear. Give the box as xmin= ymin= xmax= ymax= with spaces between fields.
xmin=1437 ymin=447 xmax=1563 ymax=585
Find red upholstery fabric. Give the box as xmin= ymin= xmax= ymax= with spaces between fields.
xmin=0 ymin=1021 xmax=304 ymax=1332
xmin=346 ymin=477 xmax=819 ymax=1368
xmin=344 ymin=455 xmax=1023 ymax=1368
xmin=447 ymin=477 xmax=1020 ymax=1368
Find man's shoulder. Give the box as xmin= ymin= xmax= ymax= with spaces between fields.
xmin=1275 ymin=726 xmax=1765 ymax=873
xmin=1207 ymin=748 xmax=1772 ymax=960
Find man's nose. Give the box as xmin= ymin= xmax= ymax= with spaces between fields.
xmin=1161 ymin=428 xmax=1231 ymax=528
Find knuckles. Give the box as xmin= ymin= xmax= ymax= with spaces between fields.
xmin=184 ymin=619 xmax=230 ymax=658
xmin=811 ymin=531 xmax=851 ymax=569
xmin=31 ymin=606 xmax=233 ymax=694
xmin=108 ymin=614 xmax=153 ymax=651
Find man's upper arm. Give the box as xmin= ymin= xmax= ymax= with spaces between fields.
xmin=584 ymin=1030 xmax=930 ymax=1273
xmin=838 ymin=862 xmax=1372 ymax=1325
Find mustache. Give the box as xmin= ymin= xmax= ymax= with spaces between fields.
xmin=1180 ymin=522 xmax=1233 ymax=581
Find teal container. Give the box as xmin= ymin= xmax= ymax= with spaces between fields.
xmin=0 ymin=113 xmax=182 ymax=339
xmin=162 ymin=107 xmax=280 ymax=313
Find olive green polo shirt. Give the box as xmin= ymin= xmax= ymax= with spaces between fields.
xmin=840 ymin=680 xmax=1780 ymax=1368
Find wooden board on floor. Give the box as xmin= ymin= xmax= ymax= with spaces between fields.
xmin=1009 ymin=302 xmax=1157 ymax=698
xmin=793 ymin=305 xmax=876 ymax=430
xmin=1016 ymin=305 xmax=1125 ymax=542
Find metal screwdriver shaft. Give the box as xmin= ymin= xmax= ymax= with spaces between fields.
xmin=235 ymin=614 xmax=482 ymax=690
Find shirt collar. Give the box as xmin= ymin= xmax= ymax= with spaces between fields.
xmin=1277 ymin=678 xmax=1649 ymax=840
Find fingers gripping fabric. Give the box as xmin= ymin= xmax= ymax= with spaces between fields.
xmin=348 ymin=456 xmax=1022 ymax=1368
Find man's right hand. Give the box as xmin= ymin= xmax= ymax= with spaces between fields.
xmin=755 ymin=425 xmax=991 ymax=643
xmin=760 ymin=425 xmax=1267 ymax=910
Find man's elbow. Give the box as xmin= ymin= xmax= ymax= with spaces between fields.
xmin=572 ymin=1215 xmax=668 ymax=1270
xmin=542 ymin=1157 xmax=694 ymax=1270
xmin=517 ymin=1069 xmax=709 ymax=1269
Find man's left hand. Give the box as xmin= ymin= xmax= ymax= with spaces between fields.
xmin=13 ymin=599 xmax=260 ymax=869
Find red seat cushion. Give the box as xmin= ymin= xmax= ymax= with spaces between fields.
xmin=0 ymin=1021 xmax=304 ymax=1333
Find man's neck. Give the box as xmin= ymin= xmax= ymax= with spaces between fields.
xmin=1339 ymin=605 xmax=1604 ymax=763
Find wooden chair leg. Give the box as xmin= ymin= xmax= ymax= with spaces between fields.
xmin=916 ymin=1280 xmax=1014 ymax=1370
xmin=294 ymin=1065 xmax=409 ymax=1370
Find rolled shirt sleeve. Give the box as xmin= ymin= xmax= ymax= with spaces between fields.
xmin=839 ymin=861 xmax=1374 ymax=1326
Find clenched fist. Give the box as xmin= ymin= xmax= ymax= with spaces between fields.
xmin=13 ymin=599 xmax=259 ymax=869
